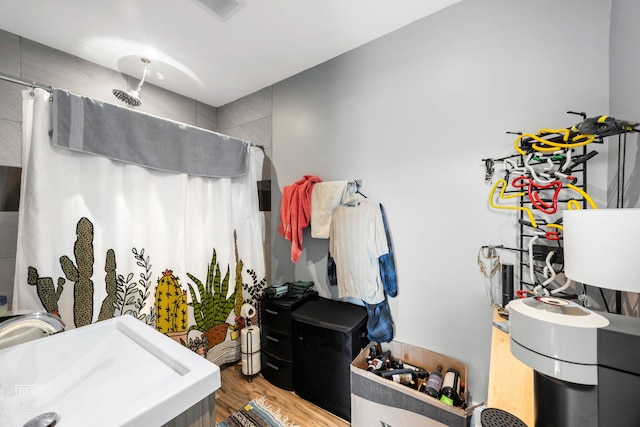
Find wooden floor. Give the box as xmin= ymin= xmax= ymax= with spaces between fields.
xmin=214 ymin=362 xmax=350 ymax=426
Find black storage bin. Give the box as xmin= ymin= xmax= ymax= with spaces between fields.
xmin=292 ymin=297 xmax=368 ymax=422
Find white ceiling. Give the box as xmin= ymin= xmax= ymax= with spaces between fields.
xmin=0 ymin=0 xmax=461 ymax=107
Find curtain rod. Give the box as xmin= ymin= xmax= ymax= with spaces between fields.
xmin=0 ymin=73 xmax=52 ymax=92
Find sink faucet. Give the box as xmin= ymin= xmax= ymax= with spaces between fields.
xmin=0 ymin=312 xmax=65 ymax=345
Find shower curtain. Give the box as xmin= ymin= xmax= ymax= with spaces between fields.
xmin=13 ymin=88 xmax=266 ymax=365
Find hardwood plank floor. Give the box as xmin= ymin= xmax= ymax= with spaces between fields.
xmin=215 ymin=362 xmax=350 ymax=426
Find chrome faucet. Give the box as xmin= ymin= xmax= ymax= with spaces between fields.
xmin=0 ymin=312 xmax=65 ymax=349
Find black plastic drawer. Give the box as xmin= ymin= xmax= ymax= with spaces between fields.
xmin=260 ymin=303 xmax=294 ymax=333
xmin=261 ymin=351 xmax=294 ymax=391
xmin=261 ymin=325 xmax=294 ymax=360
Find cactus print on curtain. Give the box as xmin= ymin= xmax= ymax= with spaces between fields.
xmin=14 ymin=89 xmax=267 ymax=365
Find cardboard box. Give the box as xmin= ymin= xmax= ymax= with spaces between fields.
xmin=350 ymin=341 xmax=476 ymax=427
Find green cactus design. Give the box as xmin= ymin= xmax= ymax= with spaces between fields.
xmin=155 ymin=269 xmax=187 ymax=333
xmin=187 ymin=249 xmax=234 ymax=334
xmin=59 ymin=217 xmax=94 ymax=328
xmin=233 ymin=231 xmax=244 ymax=318
xmin=97 ymin=249 xmax=117 ymax=322
xmin=27 ymin=266 xmax=64 ymax=316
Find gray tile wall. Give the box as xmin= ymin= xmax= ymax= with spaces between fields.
xmin=0 ymin=30 xmax=23 ymax=307
xmin=0 ymin=28 xmax=278 ymax=309
xmin=0 ymin=31 xmax=22 ymax=170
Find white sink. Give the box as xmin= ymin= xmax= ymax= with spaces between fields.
xmin=0 ymin=315 xmax=221 ymax=426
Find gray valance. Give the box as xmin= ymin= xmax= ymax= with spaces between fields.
xmin=52 ymin=88 xmax=250 ymax=177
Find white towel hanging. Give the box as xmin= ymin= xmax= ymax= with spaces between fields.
xmin=310 ymin=180 xmax=350 ymax=239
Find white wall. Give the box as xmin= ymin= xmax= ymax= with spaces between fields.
xmin=270 ymin=0 xmax=611 ymax=403
xmin=610 ymin=0 xmax=640 ymax=209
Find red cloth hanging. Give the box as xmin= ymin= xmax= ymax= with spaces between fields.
xmin=278 ymin=175 xmax=322 ymax=263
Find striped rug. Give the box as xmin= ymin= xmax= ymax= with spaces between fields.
xmin=216 ymin=396 xmax=299 ymax=427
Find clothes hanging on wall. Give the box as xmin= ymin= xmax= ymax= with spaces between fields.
xmin=328 ymin=194 xmax=397 ymax=342
xmin=310 ymin=180 xmax=354 ymax=239
xmin=329 ymin=193 xmax=388 ymax=304
xmin=365 ymin=297 xmax=394 ymax=343
xmin=378 ymin=204 xmax=397 ymax=297
xmin=328 ymin=197 xmax=397 ymax=298
xmin=278 ymin=175 xmax=322 ymax=263
xmin=328 ymin=205 xmax=397 ymax=296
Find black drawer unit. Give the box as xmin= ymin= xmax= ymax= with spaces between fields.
xmin=261 ymin=351 xmax=295 ymax=390
xmin=262 ymin=325 xmax=294 ymax=360
xmin=259 ymin=291 xmax=317 ymax=390
xmin=292 ymin=297 xmax=368 ymax=422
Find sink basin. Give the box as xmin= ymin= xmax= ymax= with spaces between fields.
xmin=0 ymin=315 xmax=221 ymax=426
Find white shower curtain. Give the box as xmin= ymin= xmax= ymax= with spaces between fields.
xmin=14 ymin=89 xmax=266 ymax=363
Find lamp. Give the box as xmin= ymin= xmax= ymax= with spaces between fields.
xmin=563 ymin=208 xmax=640 ymax=294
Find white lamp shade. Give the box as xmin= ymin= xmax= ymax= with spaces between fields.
xmin=563 ymin=209 xmax=640 ymax=293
